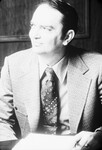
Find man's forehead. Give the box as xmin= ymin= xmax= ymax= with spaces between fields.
xmin=31 ymin=4 xmax=63 ymax=25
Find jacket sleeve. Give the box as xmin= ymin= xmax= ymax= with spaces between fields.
xmin=0 ymin=57 xmax=19 ymax=141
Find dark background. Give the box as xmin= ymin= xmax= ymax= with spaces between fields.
xmin=0 ymin=0 xmax=102 ymax=70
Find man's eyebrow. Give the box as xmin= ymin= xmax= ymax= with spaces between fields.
xmin=42 ymin=25 xmax=54 ymax=29
xmin=29 ymin=23 xmax=54 ymax=30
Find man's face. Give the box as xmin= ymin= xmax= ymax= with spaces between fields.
xmin=29 ymin=4 xmax=64 ymax=56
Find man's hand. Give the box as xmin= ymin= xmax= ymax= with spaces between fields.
xmin=72 ymin=131 xmax=102 ymax=150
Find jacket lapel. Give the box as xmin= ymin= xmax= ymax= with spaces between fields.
xmin=67 ymin=55 xmax=91 ymax=133
xmin=19 ymin=51 xmax=40 ymax=132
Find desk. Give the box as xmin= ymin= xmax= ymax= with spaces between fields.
xmin=0 ymin=139 xmax=102 ymax=150
xmin=0 ymin=140 xmax=19 ymax=150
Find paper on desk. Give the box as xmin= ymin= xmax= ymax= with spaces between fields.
xmin=12 ymin=133 xmax=76 ymax=150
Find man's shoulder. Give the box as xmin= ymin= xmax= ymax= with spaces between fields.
xmin=5 ymin=48 xmax=38 ymax=72
xmin=68 ymin=45 xmax=102 ymax=63
xmin=7 ymin=48 xmax=37 ymax=65
xmin=67 ymin=45 xmax=102 ymax=70
xmin=8 ymin=48 xmax=32 ymax=60
xmin=3 ymin=48 xmax=38 ymax=78
xmin=81 ymin=51 xmax=102 ymax=64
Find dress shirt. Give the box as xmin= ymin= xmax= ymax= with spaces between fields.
xmin=38 ymin=56 xmax=71 ymax=135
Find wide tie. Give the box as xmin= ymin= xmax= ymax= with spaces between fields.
xmin=40 ymin=67 xmax=59 ymax=134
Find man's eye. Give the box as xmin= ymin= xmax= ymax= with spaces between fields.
xmin=41 ymin=26 xmax=52 ymax=31
xmin=46 ymin=28 xmax=52 ymax=31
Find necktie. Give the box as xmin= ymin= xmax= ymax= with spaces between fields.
xmin=40 ymin=67 xmax=59 ymax=134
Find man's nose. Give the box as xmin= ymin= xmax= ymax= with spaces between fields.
xmin=33 ymin=27 xmax=41 ymax=39
xmin=34 ymin=34 xmax=40 ymax=39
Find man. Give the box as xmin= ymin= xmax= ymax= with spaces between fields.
xmin=0 ymin=0 xmax=102 ymax=149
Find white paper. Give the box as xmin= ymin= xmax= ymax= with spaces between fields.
xmin=12 ymin=133 xmax=76 ymax=150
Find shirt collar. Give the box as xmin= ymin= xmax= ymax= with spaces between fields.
xmin=38 ymin=56 xmax=68 ymax=84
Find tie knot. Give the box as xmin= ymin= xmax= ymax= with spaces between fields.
xmin=45 ymin=67 xmax=54 ymax=74
xmin=45 ymin=67 xmax=55 ymax=78
xmin=41 ymin=67 xmax=57 ymax=82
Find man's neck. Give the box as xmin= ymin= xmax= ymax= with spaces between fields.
xmin=37 ymin=50 xmax=66 ymax=66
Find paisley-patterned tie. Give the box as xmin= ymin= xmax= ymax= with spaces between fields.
xmin=40 ymin=67 xmax=59 ymax=134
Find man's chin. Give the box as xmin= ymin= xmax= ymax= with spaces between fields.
xmin=32 ymin=48 xmax=45 ymax=55
xmin=32 ymin=46 xmax=42 ymax=52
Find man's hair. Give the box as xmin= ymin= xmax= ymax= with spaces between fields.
xmin=37 ymin=0 xmax=78 ymax=39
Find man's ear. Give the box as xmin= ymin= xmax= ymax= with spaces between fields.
xmin=63 ymin=30 xmax=75 ymax=46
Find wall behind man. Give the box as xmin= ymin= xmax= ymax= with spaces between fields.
xmin=0 ymin=0 xmax=102 ymax=70
xmin=72 ymin=0 xmax=102 ymax=53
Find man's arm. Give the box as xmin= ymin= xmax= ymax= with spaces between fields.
xmin=0 ymin=57 xmax=18 ymax=141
